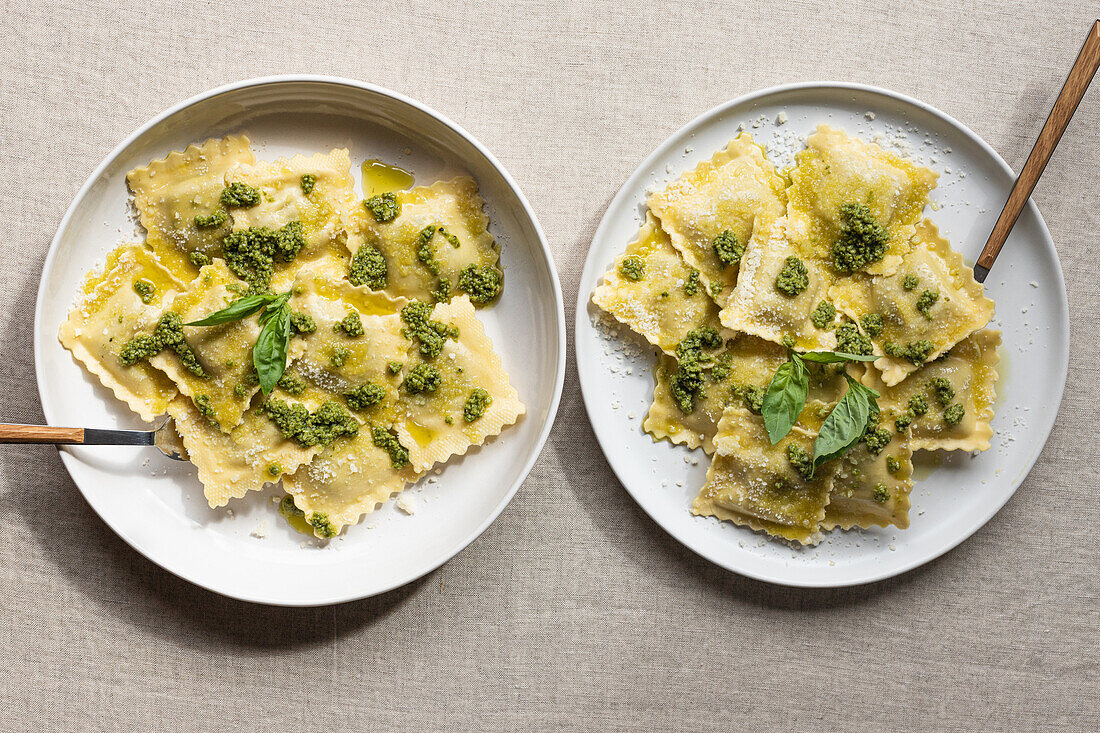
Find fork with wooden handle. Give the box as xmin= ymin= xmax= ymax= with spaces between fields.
xmin=0 ymin=420 xmax=185 ymax=460
xmin=974 ymin=20 xmax=1100 ymax=282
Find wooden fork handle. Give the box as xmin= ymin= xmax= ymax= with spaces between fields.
xmin=0 ymin=424 xmax=85 ymax=444
xmin=975 ymin=20 xmax=1100 ymax=282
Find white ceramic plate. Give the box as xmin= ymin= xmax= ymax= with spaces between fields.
xmin=576 ymin=82 xmax=1069 ymax=587
xmin=35 ymin=76 xmax=565 ymax=606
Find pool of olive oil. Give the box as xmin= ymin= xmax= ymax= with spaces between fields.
xmin=361 ymin=159 xmax=414 ymax=197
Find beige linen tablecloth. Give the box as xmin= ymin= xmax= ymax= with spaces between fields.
xmin=2 ymin=1 xmax=1097 ymax=730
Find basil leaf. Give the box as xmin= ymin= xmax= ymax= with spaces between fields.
xmin=762 ymin=353 xmax=809 ymax=444
xmin=254 ymin=305 xmax=292 ymax=394
xmin=811 ymin=376 xmax=877 ymax=470
xmin=799 ymin=350 xmax=879 ymax=364
xmin=186 ymin=293 xmax=274 ymax=327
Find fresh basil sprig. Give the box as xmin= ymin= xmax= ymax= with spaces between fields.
xmin=184 ymin=292 xmax=276 ymax=326
xmin=761 ymin=349 xmax=877 ymax=445
xmin=762 ymin=353 xmax=808 ymax=444
xmin=809 ymin=375 xmax=880 ymax=475
xmin=184 ymin=290 xmax=294 ymax=395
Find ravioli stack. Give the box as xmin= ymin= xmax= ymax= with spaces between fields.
xmin=61 ymin=135 xmax=524 ymax=538
xmin=592 ymin=125 xmax=998 ymax=545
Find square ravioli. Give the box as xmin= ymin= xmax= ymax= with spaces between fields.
xmin=647 ymin=133 xmax=786 ymax=308
xmin=168 ymin=395 xmax=320 ymax=508
xmin=825 ymin=432 xmax=913 ymax=531
xmin=591 ymin=211 xmax=724 ymax=355
xmin=59 ymin=244 xmax=184 ymax=422
xmin=786 ymin=124 xmax=937 ymax=276
xmin=148 ymin=260 xmax=303 ymax=431
xmin=222 ymin=149 xmax=358 ymax=286
xmin=693 ymin=406 xmax=835 ymax=545
xmin=127 ymin=135 xmax=256 ymax=279
xmin=860 ymin=329 xmax=1000 ymax=452
xmin=830 ymin=220 xmax=994 ymax=385
xmin=346 ymin=177 xmax=502 ymax=305
xmin=719 ymin=218 xmax=836 ymax=350
xmin=391 ymin=295 xmax=524 ymax=473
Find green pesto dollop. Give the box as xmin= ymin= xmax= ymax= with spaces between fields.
xmin=437 ymin=226 xmax=461 ymax=248
xmin=464 ymin=388 xmax=492 ymax=422
xmin=944 ymin=403 xmax=965 ymax=426
xmin=863 ymin=426 xmax=892 ymax=456
xmin=119 ymin=312 xmax=206 ymax=377
xmin=348 ymin=244 xmax=387 ymax=290
xmin=222 ymin=221 xmax=306 ymax=292
xmin=266 ymin=463 xmax=282 ymax=478
xmin=810 ymin=301 xmax=836 ymax=329
xmin=133 ymin=279 xmax=156 ymax=304
xmin=775 ymin=256 xmax=809 ymax=297
xmin=193 ymin=394 xmax=216 ymax=422
xmin=860 ymin=313 xmax=884 ymax=338
xmin=832 ymin=203 xmax=889 ymax=273
xmin=414 ymin=225 xmax=453 ymax=302
xmin=908 ymin=393 xmax=929 ymax=416
xmin=894 ymin=412 xmax=913 ymax=432
xmin=712 ymin=230 xmax=743 ymax=268
xmin=668 ymin=326 xmax=723 ymax=414
xmin=403 ymin=363 xmax=441 ymax=394
xmin=786 ymin=443 xmax=814 ymax=481
xmin=372 ymin=425 xmax=410 ymax=469
xmin=334 ymin=311 xmax=365 ymax=337
xmin=683 ymin=268 xmax=702 ymax=297
xmin=916 ymin=288 xmax=940 ymax=319
xmin=834 ymin=322 xmax=873 ymax=357
xmin=902 ymin=274 xmax=920 ymax=291
xmin=309 ymin=512 xmax=337 ymax=538
xmin=884 ymin=340 xmax=934 ymax=365
xmin=930 ymin=376 xmax=955 ymax=406
xmin=458 ymin=264 xmax=504 ymax=304
xmin=189 ymin=251 xmax=212 ymax=268
xmin=400 ymin=301 xmax=458 ymax=360
xmin=387 ymin=361 xmax=403 ymax=375
xmin=299 ymin=174 xmax=317 ymax=195
xmin=618 ymin=255 xmax=645 ymax=282
xmin=872 ymin=483 xmax=890 ymax=503
xmin=329 ymin=345 xmax=350 ymax=369
xmin=194 ymin=209 xmax=228 ymax=229
xmin=276 ymin=370 xmax=306 ymax=396
xmin=262 ymin=399 xmax=358 ymax=447
xmin=279 ymin=495 xmax=304 ymax=519
xmin=220 ymin=182 xmax=261 ymax=208
xmin=885 ymin=456 xmax=901 ymax=474
xmin=345 ymin=382 xmax=386 ymax=410
xmin=709 ymin=281 xmax=723 ymax=297
xmin=290 ymin=311 xmax=316 ymax=334
xmin=364 ymin=193 xmax=400 ymax=223
xmin=731 ymin=384 xmax=765 ymax=414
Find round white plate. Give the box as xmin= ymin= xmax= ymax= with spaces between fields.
xmin=576 ymin=82 xmax=1069 ymax=587
xmin=35 ymin=76 xmax=565 ymax=606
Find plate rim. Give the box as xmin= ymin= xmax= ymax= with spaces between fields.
xmin=575 ymin=80 xmax=1070 ymax=588
xmin=34 ymin=74 xmax=567 ymax=606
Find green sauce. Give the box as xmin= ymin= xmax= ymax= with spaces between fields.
xmin=334 ymin=311 xmax=365 ymax=337
xmin=299 ymin=174 xmax=317 ymax=195
xmin=712 ymin=230 xmax=743 ymax=268
xmin=220 ymin=182 xmax=261 ymax=208
xmin=348 ymin=245 xmax=387 ymax=290
xmin=860 ymin=313 xmax=884 ymax=338
xmin=400 ymin=301 xmax=458 ymax=360
xmin=133 ymin=279 xmax=156 ymax=304
xmin=403 ymin=363 xmax=441 ymax=394
xmin=709 ymin=281 xmax=723 ymax=297
xmin=262 ymin=399 xmax=358 ymax=447
xmin=863 ymin=426 xmax=892 ymax=456
xmin=309 ymin=512 xmax=337 ymax=538
xmin=193 ymin=394 xmax=216 ymax=422
xmin=364 ymin=193 xmax=401 ymax=223
xmin=832 ymin=203 xmax=888 ymax=272
xmin=786 ymin=443 xmax=814 ymax=480
xmin=458 ymin=264 xmax=503 ymax=304
xmin=668 ymin=326 xmax=722 ymax=414
xmin=194 ymin=209 xmax=228 ymax=229
xmin=810 ymin=301 xmax=836 ymax=329
xmin=872 ymin=483 xmax=890 ymax=503
xmin=775 ymin=256 xmax=809 ymax=297
xmin=902 ymin=274 xmax=920 ymax=291
xmin=290 ymin=311 xmax=316 ymax=334
xmin=387 ymin=361 xmax=403 ymax=375
xmin=930 ymin=377 xmax=955 ymax=406
xmin=618 ymin=254 xmax=645 ymax=281
xmin=916 ymin=289 xmax=940 ymax=319
xmin=189 ymin=251 xmax=212 ymax=268
xmin=884 ymin=340 xmax=934 ymax=365
xmin=221 ymin=221 xmax=305 ymax=292
xmin=372 ymin=426 xmax=410 ymax=469
xmin=119 ymin=312 xmax=205 ymax=378
xmin=885 ymin=456 xmax=901 ymax=474
xmin=464 ymin=388 xmax=492 ymax=422
xmin=944 ymin=403 xmax=965 ymax=425
xmin=730 ymin=384 xmax=765 ymax=414
xmin=683 ymin=268 xmax=702 ymax=296
xmin=345 ymin=382 xmax=385 ymax=410
xmin=908 ymin=393 xmax=929 ymax=416
xmin=329 ymin=345 xmax=350 ymax=369
xmin=834 ymin=322 xmax=873 ymax=356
